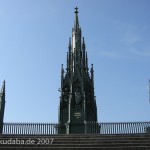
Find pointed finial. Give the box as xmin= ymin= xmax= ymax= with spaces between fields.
xmin=3 ymin=80 xmax=5 ymax=89
xmin=61 ymin=64 xmax=64 ymax=75
xmin=86 ymin=51 xmax=88 ymax=69
xmin=61 ymin=64 xmax=63 ymax=69
xmin=1 ymin=80 xmax=5 ymax=94
xmin=74 ymin=7 xmax=79 ymax=14
xmin=83 ymin=37 xmax=85 ymax=44
xmin=91 ymin=64 xmax=94 ymax=74
xmin=82 ymin=37 xmax=85 ymax=50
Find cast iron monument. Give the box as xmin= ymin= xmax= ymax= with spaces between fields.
xmin=58 ymin=7 xmax=98 ymax=134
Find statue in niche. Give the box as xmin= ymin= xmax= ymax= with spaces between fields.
xmin=63 ymin=87 xmax=70 ymax=103
xmin=74 ymin=88 xmax=81 ymax=105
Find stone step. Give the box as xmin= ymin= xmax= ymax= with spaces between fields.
xmin=0 ymin=133 xmax=150 ymax=150
xmin=0 ymin=142 xmax=150 ymax=147
xmin=0 ymin=144 xmax=150 ymax=147
xmin=1 ymin=135 xmax=150 ymax=141
xmin=0 ymin=146 xmax=150 ymax=150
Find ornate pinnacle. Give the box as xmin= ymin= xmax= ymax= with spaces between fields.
xmin=83 ymin=37 xmax=85 ymax=44
xmin=82 ymin=37 xmax=85 ymax=49
xmin=68 ymin=37 xmax=71 ymax=47
xmin=61 ymin=64 xmax=64 ymax=74
xmin=1 ymin=80 xmax=5 ymax=94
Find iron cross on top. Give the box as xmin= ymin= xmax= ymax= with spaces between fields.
xmin=74 ymin=7 xmax=79 ymax=14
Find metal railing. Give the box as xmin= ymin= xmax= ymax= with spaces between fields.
xmin=2 ymin=123 xmax=58 ymax=135
xmin=2 ymin=121 xmax=150 ymax=135
xmin=86 ymin=121 xmax=150 ymax=134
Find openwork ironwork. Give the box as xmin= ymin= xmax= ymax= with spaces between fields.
xmin=2 ymin=123 xmax=58 ymax=135
xmin=2 ymin=121 xmax=150 ymax=135
xmin=86 ymin=121 xmax=150 ymax=134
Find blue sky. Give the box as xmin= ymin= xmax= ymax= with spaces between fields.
xmin=0 ymin=0 xmax=150 ymax=123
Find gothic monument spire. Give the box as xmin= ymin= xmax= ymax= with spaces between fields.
xmin=0 ymin=80 xmax=6 ymax=133
xmin=58 ymin=7 xmax=97 ymax=134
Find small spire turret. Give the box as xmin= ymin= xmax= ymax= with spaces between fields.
xmin=1 ymin=80 xmax=5 ymax=95
xmin=68 ymin=38 xmax=71 ymax=71
xmin=0 ymin=80 xmax=6 ymax=134
xmin=82 ymin=37 xmax=86 ymax=68
xmin=82 ymin=37 xmax=85 ymax=46
xmin=69 ymin=37 xmax=71 ymax=47
xmin=91 ymin=64 xmax=94 ymax=88
xmin=67 ymin=52 xmax=69 ymax=70
xmin=61 ymin=64 xmax=64 ymax=89
xmin=85 ymin=51 xmax=88 ymax=70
